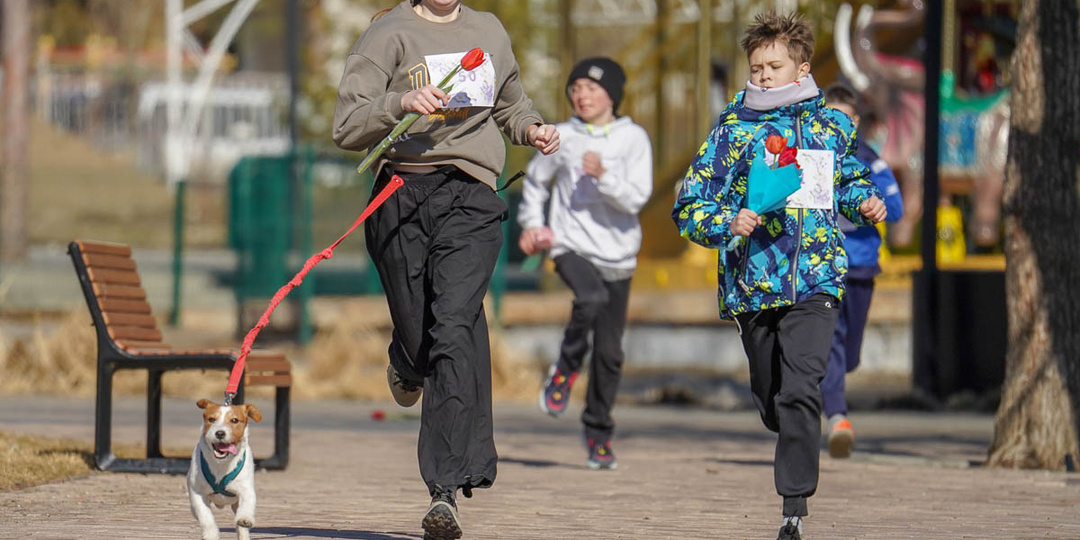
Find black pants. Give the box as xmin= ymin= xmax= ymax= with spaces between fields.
xmin=735 ymin=294 xmax=840 ymax=517
xmin=553 ymin=253 xmax=632 ymax=443
xmin=365 ymin=167 xmax=506 ymax=496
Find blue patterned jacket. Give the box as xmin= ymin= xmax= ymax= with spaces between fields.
xmin=672 ymin=90 xmax=882 ymax=319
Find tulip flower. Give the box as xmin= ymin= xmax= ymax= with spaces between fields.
xmin=765 ymin=134 xmax=788 ymax=155
xmin=778 ymin=145 xmax=799 ymax=168
xmin=355 ymin=47 xmax=487 ymax=175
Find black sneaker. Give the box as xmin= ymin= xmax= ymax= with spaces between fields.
xmin=539 ymin=365 xmax=577 ymax=417
xmin=777 ymin=522 xmax=802 ymax=540
xmin=422 ymin=485 xmax=462 ymax=540
xmin=585 ymin=438 xmax=617 ymax=470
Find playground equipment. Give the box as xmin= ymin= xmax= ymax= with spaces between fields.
xmin=834 ymin=0 xmax=1014 ymax=253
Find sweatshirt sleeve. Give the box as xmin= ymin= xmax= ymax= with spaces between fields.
xmin=517 ymin=149 xmax=559 ymax=230
xmin=490 ymin=27 xmax=544 ymax=145
xmin=672 ymin=124 xmax=744 ymax=249
xmin=835 ymin=126 xmax=882 ymax=225
xmin=869 ymin=157 xmax=904 ymax=223
xmin=332 ymin=48 xmax=409 ymax=152
xmin=594 ymin=126 xmax=653 ymax=215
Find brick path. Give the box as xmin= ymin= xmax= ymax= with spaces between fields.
xmin=0 ymin=396 xmax=1077 ymax=539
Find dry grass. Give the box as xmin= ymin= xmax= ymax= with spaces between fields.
xmin=0 ymin=433 xmax=96 ymax=492
xmin=0 ymin=432 xmax=187 ymax=492
xmin=0 ymin=301 xmax=544 ymax=403
xmin=293 ymin=300 xmax=543 ymax=402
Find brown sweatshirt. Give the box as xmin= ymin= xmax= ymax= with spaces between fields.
xmin=332 ymin=1 xmax=544 ymax=188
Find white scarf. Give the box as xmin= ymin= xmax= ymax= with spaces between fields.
xmin=743 ymin=74 xmax=820 ymax=111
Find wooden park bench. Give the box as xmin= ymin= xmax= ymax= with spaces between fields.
xmin=68 ymin=240 xmax=290 ymax=473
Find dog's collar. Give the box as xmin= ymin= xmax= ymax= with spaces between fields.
xmin=199 ymin=448 xmax=246 ymax=497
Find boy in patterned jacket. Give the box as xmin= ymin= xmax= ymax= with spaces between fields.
xmin=671 ymin=12 xmax=886 ymax=540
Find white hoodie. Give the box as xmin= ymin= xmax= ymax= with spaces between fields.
xmin=518 ymin=116 xmax=653 ymax=278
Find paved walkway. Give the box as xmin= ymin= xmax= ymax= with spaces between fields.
xmin=0 ymin=396 xmax=1077 ymax=539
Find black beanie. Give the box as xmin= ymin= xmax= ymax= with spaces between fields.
xmin=566 ymin=57 xmax=626 ymax=113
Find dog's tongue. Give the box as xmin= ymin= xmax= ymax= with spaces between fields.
xmin=216 ymin=443 xmax=238 ymax=455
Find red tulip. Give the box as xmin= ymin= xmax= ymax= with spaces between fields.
xmin=765 ymin=135 xmax=788 ymax=155
xmin=778 ymin=146 xmax=799 ymax=168
xmin=460 ymin=48 xmax=486 ymax=71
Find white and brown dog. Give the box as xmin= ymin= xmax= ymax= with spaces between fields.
xmin=187 ymin=399 xmax=261 ymax=540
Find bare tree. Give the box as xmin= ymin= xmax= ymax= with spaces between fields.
xmin=987 ymin=0 xmax=1080 ymax=471
xmin=2 ymin=0 xmax=31 ymax=262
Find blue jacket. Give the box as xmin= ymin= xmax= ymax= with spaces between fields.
xmin=672 ymin=91 xmax=882 ymax=319
xmin=840 ymin=141 xmax=904 ymax=277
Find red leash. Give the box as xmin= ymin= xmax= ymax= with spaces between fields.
xmin=223 ymin=174 xmax=405 ymax=405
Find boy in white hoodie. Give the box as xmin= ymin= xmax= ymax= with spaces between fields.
xmin=518 ymin=57 xmax=653 ymax=470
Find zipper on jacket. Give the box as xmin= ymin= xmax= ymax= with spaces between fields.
xmin=738 ymin=240 xmax=752 ymax=293
xmin=791 ymin=114 xmax=805 ymax=299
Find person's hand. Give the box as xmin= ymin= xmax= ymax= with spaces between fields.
xmin=731 ymin=209 xmax=762 ymax=237
xmin=527 ymin=124 xmax=560 ymax=155
xmin=860 ymin=196 xmax=887 ymax=223
xmin=518 ymin=226 xmax=554 ymax=255
xmin=582 ymin=151 xmax=605 ymax=178
xmin=401 ymin=85 xmax=449 ymax=115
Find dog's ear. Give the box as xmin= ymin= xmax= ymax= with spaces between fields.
xmin=245 ymin=404 xmax=263 ymax=423
xmin=196 ymin=399 xmax=211 ymax=410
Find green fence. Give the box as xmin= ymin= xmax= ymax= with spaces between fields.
xmin=228 ymin=148 xmax=383 ymax=343
xmin=227 ymin=148 xmax=536 ymax=343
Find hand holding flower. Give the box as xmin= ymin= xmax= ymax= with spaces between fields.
xmin=731 ymin=208 xmax=763 ymax=237
xmin=401 ymin=85 xmax=450 ymax=115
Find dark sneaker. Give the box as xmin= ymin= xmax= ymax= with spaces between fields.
xmin=387 ymin=365 xmax=422 ymax=407
xmin=585 ymin=438 xmax=617 ymax=470
xmin=539 ymin=365 xmax=578 ymax=417
xmin=422 ymin=486 xmax=462 ymax=540
xmin=777 ymin=518 xmax=803 ymax=540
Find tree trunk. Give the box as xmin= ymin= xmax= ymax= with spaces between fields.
xmin=987 ymin=0 xmax=1080 ymax=471
xmin=1 ymin=0 xmax=31 ymax=262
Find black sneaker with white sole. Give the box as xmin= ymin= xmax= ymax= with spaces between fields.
xmin=777 ymin=519 xmax=803 ymax=540
xmin=422 ymin=485 xmax=462 ymax=540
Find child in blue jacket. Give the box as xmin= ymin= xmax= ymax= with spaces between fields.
xmin=820 ymin=83 xmax=904 ymax=459
xmin=672 ymin=12 xmax=885 ymax=540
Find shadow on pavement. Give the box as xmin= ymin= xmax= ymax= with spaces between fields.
xmin=499 ymin=455 xmax=579 ymax=469
xmin=252 ymin=527 xmax=420 ymax=539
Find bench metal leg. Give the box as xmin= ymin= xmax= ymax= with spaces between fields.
xmin=94 ymin=361 xmax=117 ymax=471
xmin=147 ymin=370 xmax=164 ymax=459
xmin=257 ymin=385 xmax=290 ymax=470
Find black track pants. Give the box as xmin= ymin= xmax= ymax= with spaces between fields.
xmin=735 ymin=294 xmax=840 ymax=517
xmin=365 ymin=167 xmax=506 ymax=496
xmin=553 ymin=252 xmax=631 ymax=443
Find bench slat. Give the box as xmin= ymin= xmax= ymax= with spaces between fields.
xmin=102 ymin=313 xmax=158 ymax=329
xmin=83 ymin=253 xmax=137 ymax=271
xmin=117 ymin=340 xmax=172 ymax=350
xmin=246 ymin=374 xmax=292 ymax=387
xmin=99 ymin=298 xmax=153 ymax=315
xmin=87 ymin=267 xmax=141 ymax=286
xmin=110 ymin=326 xmax=163 ymax=342
xmin=92 ymin=283 xmax=147 ymax=300
xmin=246 ymin=358 xmax=291 ymax=372
xmin=77 ymin=241 xmax=132 ymax=257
